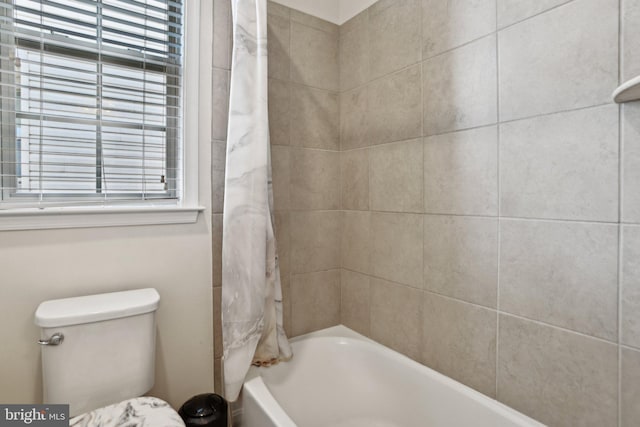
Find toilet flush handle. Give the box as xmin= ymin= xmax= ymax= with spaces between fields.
xmin=38 ymin=333 xmax=64 ymax=346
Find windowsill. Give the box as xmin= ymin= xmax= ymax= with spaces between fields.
xmin=0 ymin=205 xmax=206 ymax=231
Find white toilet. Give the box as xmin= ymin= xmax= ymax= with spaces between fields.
xmin=34 ymin=288 xmax=185 ymax=426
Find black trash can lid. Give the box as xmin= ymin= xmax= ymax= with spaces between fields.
xmin=181 ymin=394 xmax=226 ymax=418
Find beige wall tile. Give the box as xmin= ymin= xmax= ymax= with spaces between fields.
xmin=339 ymin=11 xmax=370 ymax=91
xmin=274 ymin=212 xmax=291 ymax=281
xmin=213 ymin=287 xmax=222 ymax=359
xmin=423 ymin=35 xmax=497 ymax=135
xmin=213 ymin=0 xmax=232 ymax=70
xmin=267 ymin=0 xmax=290 ymax=19
xmin=497 ymin=315 xmax=618 ymax=427
xmin=370 ymin=139 xmax=423 ymax=213
xmin=212 ymin=68 xmax=230 ymax=141
xmin=368 ymin=65 xmax=423 ymax=145
xmin=422 ymin=293 xmax=497 ymax=397
xmin=267 ymin=13 xmax=290 ymax=80
xmin=622 ymin=225 xmax=640 ymax=348
xmin=497 ymin=0 xmax=572 ymax=28
xmin=424 ymin=126 xmax=498 ymax=216
xmin=214 ymin=357 xmax=223 ymax=394
xmin=368 ymin=0 xmax=422 ymax=79
xmin=291 ymin=270 xmax=341 ymax=336
xmin=341 ymin=149 xmax=370 ymax=210
xmin=290 ymin=211 xmax=341 ymax=274
xmin=271 ymin=145 xmax=290 ymax=212
xmin=290 ymin=148 xmax=340 ymax=210
xmin=500 ymin=105 xmax=619 ymax=222
xmin=290 ymin=22 xmax=339 ymax=91
xmin=424 ymin=216 xmax=498 ymax=308
xmin=500 ymin=219 xmax=618 ymax=340
xmin=498 ymin=0 xmax=618 ymax=121
xmin=342 ymin=210 xmax=371 ymax=274
xmin=290 ymin=85 xmax=339 ymax=150
xmin=341 ymin=269 xmax=371 ymax=336
xmin=370 ymin=212 xmax=423 ymax=288
xmin=370 ymin=278 xmax=422 ymax=360
xmin=212 ymin=214 xmax=223 ymax=288
xmin=623 ymin=103 xmax=640 ymax=223
xmin=280 ymin=269 xmax=292 ymax=338
xmin=623 ymin=0 xmax=640 ymax=80
xmin=341 ymin=9 xmax=368 ymax=36
xmin=621 ymin=347 xmax=640 ymax=427
xmin=340 ymin=87 xmax=369 ymax=150
xmin=211 ymin=141 xmax=226 ymax=214
xmin=275 ymin=213 xmax=291 ymax=339
xmin=268 ymin=78 xmax=290 ymax=146
xmin=204 ymin=140 xmax=214 ymax=219
xmin=422 ymin=0 xmax=496 ymax=58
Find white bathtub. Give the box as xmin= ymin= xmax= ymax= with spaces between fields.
xmin=237 ymin=326 xmax=544 ymax=427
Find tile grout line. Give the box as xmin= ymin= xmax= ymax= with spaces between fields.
xmin=343 ymin=30 xmax=498 ymax=96
xmin=419 ymin=0 xmax=426 ymax=359
xmin=499 ymin=311 xmax=620 ymax=346
xmin=420 ymin=8 xmax=427 ymax=357
xmin=620 ymin=343 xmax=640 ymax=352
xmin=618 ymin=211 xmax=623 ymax=427
xmin=422 ymin=285 xmax=499 ymax=312
xmin=341 ymin=101 xmax=616 ymax=153
xmin=617 ymin=0 xmax=624 ymax=424
xmin=494 ymin=0 xmax=502 ymax=400
xmin=340 ymin=265 xmax=624 ymax=346
xmin=365 ymin=9 xmax=373 ymax=337
xmin=496 ymin=0 xmax=576 ymax=31
xmin=337 ymin=49 xmax=343 ymax=330
xmin=365 ymin=16 xmax=373 ymax=336
xmin=286 ymin=207 xmax=640 ymax=227
xmin=289 ymin=208 xmax=623 ymax=226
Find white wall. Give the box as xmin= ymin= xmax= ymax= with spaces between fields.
xmin=0 ymin=219 xmax=214 ymax=408
xmin=271 ymin=0 xmax=340 ymax=23
xmin=338 ymin=0 xmax=379 ymax=23
xmin=271 ymin=0 xmax=378 ymax=24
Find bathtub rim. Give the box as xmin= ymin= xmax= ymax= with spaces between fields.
xmin=241 ymin=325 xmax=545 ymax=427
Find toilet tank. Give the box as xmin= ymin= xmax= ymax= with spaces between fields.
xmin=34 ymin=288 xmax=160 ymax=417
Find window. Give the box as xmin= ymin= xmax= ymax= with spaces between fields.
xmin=0 ymin=0 xmax=184 ymax=210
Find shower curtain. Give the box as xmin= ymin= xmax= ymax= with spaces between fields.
xmin=221 ymin=0 xmax=292 ymax=402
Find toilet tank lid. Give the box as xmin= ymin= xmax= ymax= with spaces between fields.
xmin=34 ymin=288 xmax=160 ymax=328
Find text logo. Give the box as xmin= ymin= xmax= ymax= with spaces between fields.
xmin=0 ymin=405 xmax=68 ymax=427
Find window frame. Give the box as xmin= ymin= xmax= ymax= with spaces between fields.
xmin=0 ymin=0 xmax=204 ymax=231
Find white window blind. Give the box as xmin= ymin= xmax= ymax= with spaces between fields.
xmin=0 ymin=0 xmax=183 ymax=209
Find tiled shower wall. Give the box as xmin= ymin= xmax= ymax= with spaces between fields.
xmin=338 ymin=0 xmax=640 ymax=426
xmin=214 ymin=0 xmax=640 ymax=425
xmin=265 ymin=2 xmax=342 ymax=338
xmin=211 ymin=0 xmax=343 ymax=393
